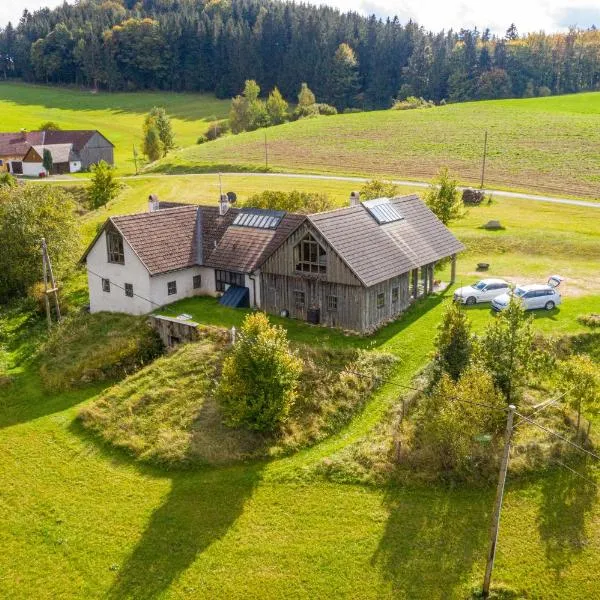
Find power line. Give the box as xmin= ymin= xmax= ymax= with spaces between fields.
xmin=514 ymin=387 xmax=573 ymax=428
xmin=515 ymin=411 xmax=600 ymax=462
xmin=552 ymin=459 xmax=599 ymax=490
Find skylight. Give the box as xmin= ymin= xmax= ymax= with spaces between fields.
xmin=363 ymin=198 xmax=403 ymax=225
xmin=232 ymin=208 xmax=285 ymax=229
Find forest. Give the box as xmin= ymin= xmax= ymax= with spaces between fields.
xmin=0 ymin=0 xmax=599 ymax=109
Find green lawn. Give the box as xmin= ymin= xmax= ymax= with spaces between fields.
xmin=149 ymin=92 xmax=600 ymax=200
xmin=2 ymin=290 xmax=600 ymax=599
xmin=0 ymin=82 xmax=229 ymax=174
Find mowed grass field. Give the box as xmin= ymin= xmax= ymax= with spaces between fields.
xmin=0 ymin=82 xmax=229 ymax=174
xmin=150 ymin=92 xmax=600 ymax=199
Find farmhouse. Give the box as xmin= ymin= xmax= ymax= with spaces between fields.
xmin=81 ymin=193 xmax=463 ymax=332
xmin=0 ymin=130 xmax=113 ymax=175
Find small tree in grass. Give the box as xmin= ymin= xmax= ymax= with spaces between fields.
xmin=477 ymin=296 xmax=535 ymax=404
xmin=413 ymin=366 xmax=505 ymax=479
xmin=217 ymin=313 xmax=303 ymax=432
xmin=359 ymin=178 xmax=399 ymax=200
xmin=558 ymin=355 xmax=599 ymax=437
xmin=143 ymin=126 xmax=163 ymax=162
xmin=144 ymin=107 xmax=175 ymax=157
xmin=88 ymin=160 xmax=120 ymax=209
xmin=266 ymin=87 xmax=288 ymax=125
xmin=42 ymin=148 xmax=53 ymax=174
xmin=424 ymin=167 xmax=463 ymax=225
xmin=431 ymin=300 xmax=473 ymax=383
xmin=297 ymin=82 xmax=316 ymax=108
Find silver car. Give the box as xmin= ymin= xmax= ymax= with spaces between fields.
xmin=492 ymin=276 xmax=563 ymax=312
xmin=454 ymin=278 xmax=511 ymax=305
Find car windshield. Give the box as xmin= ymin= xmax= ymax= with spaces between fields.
xmin=472 ymin=281 xmax=487 ymax=290
xmin=513 ymin=287 xmax=528 ymax=297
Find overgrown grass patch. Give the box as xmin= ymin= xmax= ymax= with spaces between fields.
xmin=39 ymin=312 xmax=162 ymax=392
xmin=79 ymin=332 xmax=397 ymax=467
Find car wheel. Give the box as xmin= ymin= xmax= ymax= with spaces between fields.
xmin=466 ymin=296 xmax=476 ymax=306
xmin=544 ymin=301 xmax=555 ymax=311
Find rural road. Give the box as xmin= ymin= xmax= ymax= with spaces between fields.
xmin=122 ymin=171 xmax=600 ymax=209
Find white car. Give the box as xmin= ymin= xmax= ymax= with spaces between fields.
xmin=491 ymin=276 xmax=563 ymax=312
xmin=454 ymin=278 xmax=511 ymax=305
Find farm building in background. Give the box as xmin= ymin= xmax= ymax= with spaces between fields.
xmin=0 ymin=130 xmax=114 ymax=175
xmin=81 ymin=193 xmax=463 ymax=333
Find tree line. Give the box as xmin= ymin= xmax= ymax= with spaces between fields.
xmin=0 ymin=0 xmax=599 ymax=109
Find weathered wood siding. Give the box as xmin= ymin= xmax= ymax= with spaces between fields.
xmin=261 ymin=272 xmax=365 ymax=330
xmin=363 ymin=273 xmax=411 ymax=332
xmin=261 ymin=222 xmax=362 ymax=286
xmin=80 ymin=132 xmax=114 ymax=168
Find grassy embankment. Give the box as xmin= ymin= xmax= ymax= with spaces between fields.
xmin=149 ymin=92 xmax=600 ymax=200
xmin=0 ymin=82 xmax=229 ymax=174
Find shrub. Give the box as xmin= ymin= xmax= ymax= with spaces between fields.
xmin=343 ymin=107 xmax=362 ymax=114
xmin=204 ymin=119 xmax=230 ymax=141
xmin=392 ymin=96 xmax=434 ymax=110
xmin=294 ymin=103 xmax=338 ymax=119
xmin=577 ymin=313 xmax=600 ymax=328
xmin=196 ymin=135 xmax=208 ymax=144
xmin=241 ymin=189 xmax=334 ymax=214
xmin=0 ymin=172 xmax=17 ymax=188
xmin=217 ymin=313 xmax=303 ymax=432
xmin=538 ymin=86 xmax=552 ymax=97
xmin=359 ymin=178 xmax=399 ymax=200
xmin=87 ymin=160 xmax=121 ymax=209
xmin=39 ymin=312 xmax=163 ymax=391
xmin=412 ymin=366 xmax=505 ymax=481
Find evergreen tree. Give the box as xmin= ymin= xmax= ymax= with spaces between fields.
xmin=431 ymin=300 xmax=473 ymax=382
xmin=329 ymin=43 xmax=359 ymax=110
xmin=145 ymin=107 xmax=175 ymax=157
xmin=143 ymin=127 xmax=163 ymax=162
xmin=88 ymin=160 xmax=120 ymax=209
xmin=42 ymin=149 xmax=53 ymax=174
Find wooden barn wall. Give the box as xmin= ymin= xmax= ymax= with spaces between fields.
xmin=363 ymin=272 xmax=411 ymax=332
xmin=261 ymin=222 xmax=362 ymax=287
xmin=261 ymin=273 xmax=365 ymax=331
xmin=80 ymin=132 xmax=115 ymax=167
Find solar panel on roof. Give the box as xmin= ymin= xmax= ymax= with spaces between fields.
xmin=363 ymin=198 xmax=403 ymax=225
xmin=232 ymin=208 xmax=285 ymax=229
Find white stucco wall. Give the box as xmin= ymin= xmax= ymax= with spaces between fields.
xmin=86 ymin=231 xmax=153 ymax=315
xmin=149 ymin=266 xmax=213 ymax=308
xmin=22 ymin=162 xmax=45 ymax=177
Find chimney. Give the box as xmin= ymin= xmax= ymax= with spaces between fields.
xmin=219 ymin=193 xmax=230 ymax=216
xmin=148 ymin=194 xmax=159 ymax=212
xmin=349 ymin=191 xmax=360 ymax=207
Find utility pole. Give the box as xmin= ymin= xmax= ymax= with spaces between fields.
xmin=133 ymin=145 xmax=139 ymax=175
xmin=482 ymin=404 xmax=516 ymax=598
xmin=264 ymin=131 xmax=268 ymax=171
xmin=480 ymin=130 xmax=488 ymax=189
xmin=41 ymin=238 xmax=61 ymax=329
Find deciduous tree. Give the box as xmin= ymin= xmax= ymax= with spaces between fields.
xmin=88 ymin=160 xmax=120 ymax=209
xmin=424 ymin=167 xmax=463 ymax=225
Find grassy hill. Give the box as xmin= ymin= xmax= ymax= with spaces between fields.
xmin=0 ymin=82 xmax=229 ymax=174
xmin=150 ymin=92 xmax=600 ymax=199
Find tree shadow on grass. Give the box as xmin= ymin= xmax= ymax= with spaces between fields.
xmin=537 ymin=460 xmax=598 ymax=578
xmin=372 ymin=485 xmax=491 ymax=599
xmin=106 ymin=465 xmax=261 ymax=600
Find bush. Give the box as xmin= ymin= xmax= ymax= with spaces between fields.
xmin=217 ymin=313 xmax=302 ymax=432
xmin=196 ymin=135 xmax=208 ymax=144
xmin=538 ymin=86 xmax=552 ymax=97
xmin=577 ymin=313 xmax=600 ymax=328
xmin=241 ymin=189 xmax=334 ymax=214
xmin=294 ymin=103 xmax=338 ymax=119
xmin=39 ymin=312 xmax=163 ymax=391
xmin=392 ymin=96 xmax=434 ymax=110
xmin=343 ymin=107 xmax=362 ymax=114
xmin=359 ymin=179 xmax=399 ymax=200
xmin=204 ymin=119 xmax=230 ymax=141
xmin=0 ymin=172 xmax=17 ymax=188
